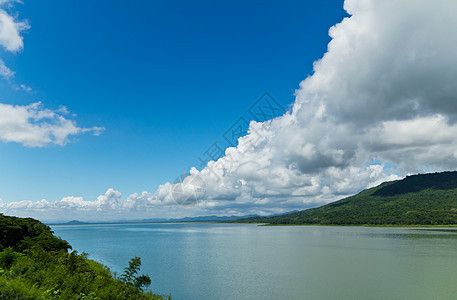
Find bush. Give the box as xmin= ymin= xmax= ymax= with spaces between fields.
xmin=0 ymin=247 xmax=23 ymax=270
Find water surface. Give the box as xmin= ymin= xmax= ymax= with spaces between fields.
xmin=51 ymin=223 xmax=457 ymax=300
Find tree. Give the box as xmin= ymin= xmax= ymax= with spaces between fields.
xmin=120 ymin=256 xmax=152 ymax=291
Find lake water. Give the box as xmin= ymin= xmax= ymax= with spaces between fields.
xmin=51 ymin=223 xmax=457 ymax=300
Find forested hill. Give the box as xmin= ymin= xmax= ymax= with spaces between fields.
xmin=0 ymin=214 xmax=71 ymax=252
xmin=0 ymin=214 xmax=166 ymax=299
xmin=233 ymin=171 xmax=457 ymax=225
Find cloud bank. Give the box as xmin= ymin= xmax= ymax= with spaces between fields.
xmin=2 ymin=0 xmax=457 ymax=220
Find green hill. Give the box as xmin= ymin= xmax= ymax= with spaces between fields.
xmin=0 ymin=214 xmax=167 ymax=299
xmin=234 ymin=171 xmax=457 ymax=225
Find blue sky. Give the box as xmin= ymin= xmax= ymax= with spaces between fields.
xmin=0 ymin=0 xmax=346 ymax=203
xmin=2 ymin=0 xmax=457 ymax=221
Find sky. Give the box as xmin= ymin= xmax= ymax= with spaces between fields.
xmin=1 ymin=0 xmax=457 ymax=221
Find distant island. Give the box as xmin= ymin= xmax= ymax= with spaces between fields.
xmin=232 ymin=171 xmax=457 ymax=226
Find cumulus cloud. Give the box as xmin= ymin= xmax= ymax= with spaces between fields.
xmin=2 ymin=0 xmax=457 ymax=220
xmin=151 ymin=0 xmax=457 ymax=215
xmin=0 ymin=102 xmax=105 ymax=147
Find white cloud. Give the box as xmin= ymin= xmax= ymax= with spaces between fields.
xmin=0 ymin=189 xmax=183 ymax=221
xmin=18 ymin=84 xmax=32 ymax=92
xmin=0 ymin=0 xmax=20 ymax=6
xmin=0 ymin=3 xmax=29 ymax=52
xmin=0 ymin=0 xmax=29 ymax=88
xmin=2 ymin=0 xmax=457 ymax=220
xmin=0 ymin=102 xmax=105 ymax=147
xmin=0 ymin=59 xmax=14 ymax=78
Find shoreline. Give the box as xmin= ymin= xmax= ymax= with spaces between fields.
xmin=227 ymin=222 xmax=457 ymax=228
xmin=50 ymin=221 xmax=457 ymax=228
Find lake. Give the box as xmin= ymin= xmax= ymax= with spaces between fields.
xmin=51 ymin=223 xmax=457 ymax=300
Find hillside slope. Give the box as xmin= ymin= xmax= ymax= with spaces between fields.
xmin=0 ymin=214 xmax=166 ymax=299
xmin=234 ymin=171 xmax=457 ymax=225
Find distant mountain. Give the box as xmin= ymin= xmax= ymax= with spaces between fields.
xmin=142 ymin=215 xmax=259 ymax=223
xmin=232 ymin=171 xmax=457 ymax=225
xmin=65 ymin=220 xmax=87 ymax=225
xmin=49 ymin=215 xmax=259 ymax=225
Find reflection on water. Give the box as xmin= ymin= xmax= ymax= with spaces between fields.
xmin=52 ymin=224 xmax=457 ymax=300
xmin=359 ymin=228 xmax=457 ymax=240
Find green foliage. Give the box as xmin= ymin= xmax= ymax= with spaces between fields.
xmin=120 ymin=256 xmax=152 ymax=291
xmin=0 ymin=214 xmax=70 ymax=252
xmin=0 ymin=247 xmax=23 ymax=270
xmin=373 ymin=171 xmax=457 ymax=197
xmin=0 ymin=214 xmax=167 ymax=300
xmin=234 ymin=171 xmax=457 ymax=226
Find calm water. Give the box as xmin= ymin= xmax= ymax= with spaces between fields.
xmin=51 ymin=223 xmax=457 ymax=300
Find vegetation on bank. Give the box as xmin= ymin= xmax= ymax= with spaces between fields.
xmin=232 ymin=171 xmax=457 ymax=226
xmin=0 ymin=214 xmax=167 ymax=299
